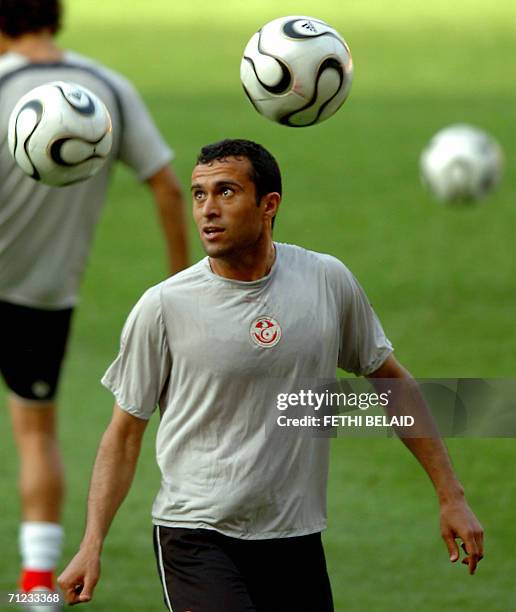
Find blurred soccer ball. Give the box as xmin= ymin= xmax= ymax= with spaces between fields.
xmin=8 ymin=81 xmax=112 ymax=186
xmin=240 ymin=15 xmax=353 ymax=127
xmin=420 ymin=124 xmax=503 ymax=203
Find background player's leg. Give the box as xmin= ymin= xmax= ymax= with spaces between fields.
xmin=9 ymin=393 xmax=64 ymax=594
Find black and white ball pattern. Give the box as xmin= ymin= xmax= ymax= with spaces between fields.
xmin=240 ymin=16 xmax=353 ymax=127
xmin=8 ymin=81 xmax=113 ymax=186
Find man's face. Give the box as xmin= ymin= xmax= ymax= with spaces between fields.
xmin=191 ymin=156 xmax=276 ymax=259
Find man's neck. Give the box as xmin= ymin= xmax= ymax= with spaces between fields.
xmin=1 ymin=31 xmax=63 ymax=62
xmin=209 ymin=241 xmax=276 ymax=282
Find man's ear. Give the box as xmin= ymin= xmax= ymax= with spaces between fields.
xmin=261 ymin=192 xmax=281 ymax=222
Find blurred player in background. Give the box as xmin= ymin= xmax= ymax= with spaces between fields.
xmin=0 ymin=0 xmax=189 ymax=601
xmin=59 ymin=139 xmax=483 ymax=611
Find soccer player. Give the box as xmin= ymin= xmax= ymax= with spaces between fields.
xmin=58 ymin=139 xmax=483 ymax=611
xmin=0 ymin=0 xmax=189 ymax=601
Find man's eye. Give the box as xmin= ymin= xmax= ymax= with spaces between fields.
xmin=194 ymin=191 xmax=205 ymax=200
xmin=222 ymin=188 xmax=233 ymax=197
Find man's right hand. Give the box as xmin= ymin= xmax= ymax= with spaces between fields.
xmin=57 ymin=548 xmax=101 ymax=605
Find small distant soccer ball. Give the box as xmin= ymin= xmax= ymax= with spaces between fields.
xmin=240 ymin=15 xmax=353 ymax=127
xmin=8 ymin=81 xmax=113 ymax=186
xmin=420 ymin=124 xmax=503 ymax=203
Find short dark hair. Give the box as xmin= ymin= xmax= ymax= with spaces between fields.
xmin=196 ymin=139 xmax=282 ymax=203
xmin=0 ymin=0 xmax=62 ymax=37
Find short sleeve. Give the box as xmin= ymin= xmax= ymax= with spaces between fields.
xmin=326 ymin=258 xmax=393 ymax=375
xmin=101 ymin=286 xmax=171 ymax=419
xmin=116 ymin=78 xmax=173 ymax=181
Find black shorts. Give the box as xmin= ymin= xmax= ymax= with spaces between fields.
xmin=0 ymin=300 xmax=73 ymax=401
xmin=153 ymin=526 xmax=334 ymax=612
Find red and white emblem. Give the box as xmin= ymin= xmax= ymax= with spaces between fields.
xmin=250 ymin=316 xmax=282 ymax=348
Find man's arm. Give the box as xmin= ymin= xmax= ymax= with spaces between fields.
xmin=58 ymin=404 xmax=148 ymax=605
xmin=147 ymin=164 xmax=190 ymax=274
xmin=367 ymin=354 xmax=484 ymax=574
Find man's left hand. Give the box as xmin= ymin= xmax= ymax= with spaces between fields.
xmin=440 ymin=498 xmax=484 ymax=574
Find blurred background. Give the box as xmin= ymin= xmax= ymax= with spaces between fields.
xmin=1 ymin=0 xmax=515 ymax=609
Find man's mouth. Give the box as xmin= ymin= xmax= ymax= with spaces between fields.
xmin=203 ymin=226 xmax=225 ymax=238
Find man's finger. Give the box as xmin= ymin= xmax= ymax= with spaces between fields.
xmin=442 ymin=533 xmax=460 ymax=562
xmin=57 ymin=577 xmax=81 ymax=605
xmin=475 ymin=528 xmax=485 ymax=560
xmin=459 ymin=537 xmax=482 ymax=575
xmin=463 ymin=537 xmax=480 ymax=559
xmin=62 ymin=585 xmax=84 ymax=606
xmin=78 ymin=574 xmax=97 ymax=603
xmin=462 ymin=554 xmax=479 ymax=575
xmin=71 ymin=583 xmax=87 ymax=603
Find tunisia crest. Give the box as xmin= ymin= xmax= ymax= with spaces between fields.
xmin=250 ymin=316 xmax=282 ymax=348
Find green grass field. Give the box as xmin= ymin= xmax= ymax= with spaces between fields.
xmin=1 ymin=0 xmax=516 ymax=609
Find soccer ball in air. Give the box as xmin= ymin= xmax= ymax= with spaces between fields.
xmin=8 ymin=81 xmax=112 ymax=186
xmin=240 ymin=15 xmax=353 ymax=127
xmin=420 ymin=124 xmax=503 ymax=203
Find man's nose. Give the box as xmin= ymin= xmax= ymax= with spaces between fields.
xmin=202 ymin=194 xmax=220 ymax=217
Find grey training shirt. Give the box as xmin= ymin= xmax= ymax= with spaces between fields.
xmin=102 ymin=243 xmax=393 ymax=539
xmin=0 ymin=50 xmax=172 ymax=309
